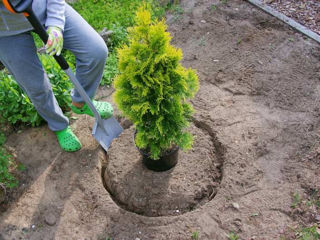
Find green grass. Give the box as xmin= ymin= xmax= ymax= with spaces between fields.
xmin=70 ymin=0 xmax=166 ymax=86
xmin=281 ymin=190 xmax=320 ymax=240
xmin=228 ymin=232 xmax=239 ymax=240
xmin=291 ymin=192 xmax=302 ymax=209
xmin=192 ymin=231 xmax=199 ymax=240
xmin=210 ymin=4 xmax=217 ymax=11
xmin=297 ymin=225 xmax=320 ymax=240
xmin=0 ymin=132 xmax=18 ymax=189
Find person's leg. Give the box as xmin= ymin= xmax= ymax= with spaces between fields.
xmin=62 ymin=4 xmax=113 ymax=119
xmin=0 ymin=32 xmax=69 ymax=131
xmin=0 ymin=32 xmax=81 ymax=152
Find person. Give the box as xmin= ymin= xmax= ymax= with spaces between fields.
xmin=0 ymin=0 xmax=113 ymax=152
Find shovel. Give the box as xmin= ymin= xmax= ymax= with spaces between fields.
xmin=2 ymin=0 xmax=123 ymax=151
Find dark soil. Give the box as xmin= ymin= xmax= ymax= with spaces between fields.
xmin=0 ymin=0 xmax=319 ymax=239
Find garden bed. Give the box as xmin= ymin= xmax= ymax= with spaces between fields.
xmin=0 ymin=0 xmax=319 ymax=239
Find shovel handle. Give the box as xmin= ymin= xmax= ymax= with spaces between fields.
xmin=27 ymin=11 xmax=70 ymax=70
xmin=2 ymin=0 xmax=69 ymax=70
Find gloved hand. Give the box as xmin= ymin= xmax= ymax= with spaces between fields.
xmin=46 ymin=26 xmax=63 ymax=56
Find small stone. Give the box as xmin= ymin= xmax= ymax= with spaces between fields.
xmin=135 ymin=238 xmax=141 ymax=240
xmin=315 ymin=215 xmax=320 ymax=222
xmin=31 ymin=225 xmax=36 ymax=229
xmin=200 ymin=20 xmax=206 ymax=23
xmin=232 ymin=202 xmax=240 ymax=210
xmin=45 ymin=213 xmax=56 ymax=226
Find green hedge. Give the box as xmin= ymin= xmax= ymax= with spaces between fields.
xmin=0 ymin=133 xmax=17 ymax=189
xmin=0 ymin=55 xmax=72 ymax=127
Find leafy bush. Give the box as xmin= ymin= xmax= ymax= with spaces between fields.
xmin=0 ymin=72 xmax=41 ymax=126
xmin=0 ymin=54 xmax=72 ymax=126
xmin=114 ymin=6 xmax=199 ymax=159
xmin=39 ymin=55 xmax=73 ymax=112
xmin=0 ymin=133 xmax=17 ymax=189
xmin=101 ymin=52 xmax=119 ymax=86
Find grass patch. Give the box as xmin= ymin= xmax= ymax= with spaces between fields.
xmin=281 ymin=190 xmax=320 ymax=239
xmin=191 ymin=231 xmax=199 ymax=240
xmin=228 ymin=232 xmax=239 ymax=240
xmin=70 ymin=0 xmax=166 ymax=86
xmin=0 ymin=132 xmax=18 ymax=189
xmin=291 ymin=192 xmax=302 ymax=209
xmin=296 ymin=225 xmax=320 ymax=240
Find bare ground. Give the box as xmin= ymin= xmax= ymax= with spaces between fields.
xmin=0 ymin=0 xmax=320 ymax=239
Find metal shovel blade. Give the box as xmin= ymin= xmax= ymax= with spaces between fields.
xmin=92 ymin=116 xmax=123 ymax=151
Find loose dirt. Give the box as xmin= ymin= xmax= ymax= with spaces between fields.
xmin=0 ymin=0 xmax=319 ymax=239
xmin=104 ymin=123 xmax=223 ymax=217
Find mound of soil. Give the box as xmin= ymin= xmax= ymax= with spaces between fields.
xmin=104 ymin=123 xmax=224 ymax=217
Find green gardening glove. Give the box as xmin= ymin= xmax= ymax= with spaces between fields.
xmin=46 ymin=26 xmax=63 ymax=56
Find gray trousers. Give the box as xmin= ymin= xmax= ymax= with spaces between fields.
xmin=0 ymin=4 xmax=108 ymax=131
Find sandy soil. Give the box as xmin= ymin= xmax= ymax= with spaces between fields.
xmin=0 ymin=0 xmax=319 ymax=239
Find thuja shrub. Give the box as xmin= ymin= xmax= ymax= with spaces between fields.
xmin=114 ymin=6 xmax=199 ymax=159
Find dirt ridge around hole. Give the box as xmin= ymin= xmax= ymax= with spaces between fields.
xmin=102 ymin=121 xmax=224 ymax=217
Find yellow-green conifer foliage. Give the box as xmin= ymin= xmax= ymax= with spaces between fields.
xmin=114 ymin=6 xmax=199 ymax=160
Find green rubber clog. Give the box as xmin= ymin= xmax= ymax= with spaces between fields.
xmin=55 ymin=126 xmax=82 ymax=152
xmin=70 ymin=100 xmax=113 ymax=119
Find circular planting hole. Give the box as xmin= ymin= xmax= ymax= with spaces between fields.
xmin=102 ymin=121 xmax=224 ymax=217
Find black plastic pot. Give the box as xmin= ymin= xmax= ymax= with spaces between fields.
xmin=134 ymin=133 xmax=179 ymax=172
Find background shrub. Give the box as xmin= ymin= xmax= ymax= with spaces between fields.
xmin=0 ymin=133 xmax=17 ymax=189
xmin=0 ymin=55 xmax=72 ymax=127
